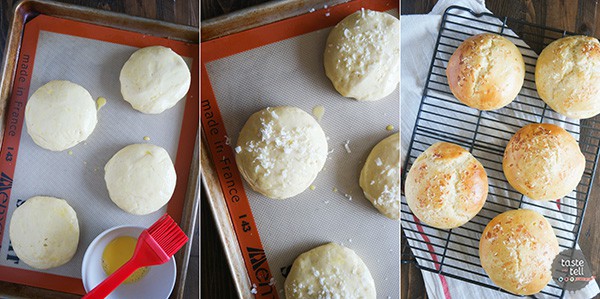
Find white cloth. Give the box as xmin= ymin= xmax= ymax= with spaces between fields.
xmin=400 ymin=1 xmax=600 ymax=298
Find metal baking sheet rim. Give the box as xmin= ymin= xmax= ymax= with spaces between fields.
xmin=0 ymin=1 xmax=199 ymax=298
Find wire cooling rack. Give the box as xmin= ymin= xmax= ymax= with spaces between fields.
xmin=401 ymin=5 xmax=600 ymax=299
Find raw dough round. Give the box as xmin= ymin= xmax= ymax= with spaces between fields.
xmin=480 ymin=209 xmax=559 ymax=295
xmin=359 ymin=133 xmax=400 ymax=220
xmin=104 ymin=143 xmax=177 ymax=215
xmin=324 ymin=9 xmax=399 ymax=101
xmin=25 ymin=80 xmax=97 ymax=151
xmin=405 ymin=142 xmax=488 ymax=229
xmin=503 ymin=123 xmax=585 ymax=200
xmin=284 ymin=243 xmax=376 ymax=299
xmin=235 ymin=106 xmax=328 ymax=199
xmin=535 ymin=35 xmax=600 ymax=119
xmin=9 ymin=196 xmax=79 ymax=269
xmin=120 ymin=46 xmax=191 ymax=114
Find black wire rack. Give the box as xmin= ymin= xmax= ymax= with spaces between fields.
xmin=401 ymin=6 xmax=600 ymax=299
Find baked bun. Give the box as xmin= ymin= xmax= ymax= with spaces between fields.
xmin=446 ymin=33 xmax=525 ymax=110
xmin=535 ymin=36 xmax=600 ymax=119
xmin=480 ymin=209 xmax=559 ymax=295
xmin=235 ymin=106 xmax=328 ymax=199
xmin=405 ymin=142 xmax=488 ymax=229
xmin=503 ymin=123 xmax=585 ymax=200
xmin=324 ymin=9 xmax=399 ymax=101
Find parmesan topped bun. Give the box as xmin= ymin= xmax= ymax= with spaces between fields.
xmin=9 ymin=196 xmax=79 ymax=269
xmin=235 ymin=106 xmax=328 ymax=199
xmin=324 ymin=9 xmax=399 ymax=101
xmin=503 ymin=123 xmax=585 ymax=200
xmin=359 ymin=133 xmax=400 ymax=220
xmin=405 ymin=142 xmax=488 ymax=229
xmin=480 ymin=209 xmax=559 ymax=295
xmin=446 ymin=33 xmax=525 ymax=110
xmin=284 ymin=243 xmax=376 ymax=298
xmin=535 ymin=36 xmax=600 ymax=119
xmin=120 ymin=46 xmax=191 ymax=114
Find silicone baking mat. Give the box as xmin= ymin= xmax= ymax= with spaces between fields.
xmin=0 ymin=15 xmax=198 ymax=294
xmin=201 ymin=0 xmax=399 ymax=297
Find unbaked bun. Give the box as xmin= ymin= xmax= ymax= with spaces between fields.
xmin=284 ymin=243 xmax=376 ymax=298
xmin=120 ymin=46 xmax=191 ymax=114
xmin=235 ymin=106 xmax=328 ymax=199
xmin=104 ymin=144 xmax=177 ymax=215
xmin=480 ymin=209 xmax=559 ymax=295
xmin=535 ymin=35 xmax=600 ymax=119
xmin=405 ymin=142 xmax=488 ymax=229
xmin=359 ymin=133 xmax=399 ymax=220
xmin=446 ymin=33 xmax=525 ymax=110
xmin=25 ymin=80 xmax=97 ymax=151
xmin=9 ymin=196 xmax=79 ymax=269
xmin=503 ymin=123 xmax=585 ymax=200
xmin=324 ymin=9 xmax=399 ymax=101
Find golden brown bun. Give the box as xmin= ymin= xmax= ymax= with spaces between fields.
xmin=446 ymin=33 xmax=525 ymax=110
xmin=479 ymin=209 xmax=559 ymax=295
xmin=405 ymin=142 xmax=488 ymax=229
xmin=503 ymin=123 xmax=585 ymax=200
xmin=535 ymin=36 xmax=600 ymax=119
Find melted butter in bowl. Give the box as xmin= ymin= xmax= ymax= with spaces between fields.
xmin=102 ymin=236 xmax=149 ymax=283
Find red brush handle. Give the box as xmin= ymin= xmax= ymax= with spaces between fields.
xmin=82 ymin=258 xmax=140 ymax=299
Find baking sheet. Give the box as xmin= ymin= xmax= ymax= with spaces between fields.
xmin=0 ymin=29 xmax=191 ymax=279
xmin=204 ymin=8 xmax=400 ymax=297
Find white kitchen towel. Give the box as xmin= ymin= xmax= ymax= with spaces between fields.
xmin=400 ymin=0 xmax=600 ymax=298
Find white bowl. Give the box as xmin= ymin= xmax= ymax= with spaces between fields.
xmin=81 ymin=225 xmax=177 ymax=299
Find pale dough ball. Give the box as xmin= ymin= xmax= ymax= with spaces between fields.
xmin=324 ymin=9 xmax=399 ymax=101
xmin=359 ymin=133 xmax=399 ymax=220
xmin=9 ymin=196 xmax=79 ymax=269
xmin=536 ymin=36 xmax=600 ymax=119
xmin=25 ymin=80 xmax=97 ymax=151
xmin=503 ymin=123 xmax=585 ymax=200
xmin=284 ymin=243 xmax=376 ymax=299
xmin=104 ymin=144 xmax=176 ymax=215
xmin=235 ymin=106 xmax=328 ymax=199
xmin=120 ymin=46 xmax=191 ymax=114
xmin=480 ymin=209 xmax=559 ymax=295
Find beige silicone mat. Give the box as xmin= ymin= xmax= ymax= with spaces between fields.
xmin=0 ymin=30 xmax=192 ymax=278
xmin=205 ymin=9 xmax=400 ymax=297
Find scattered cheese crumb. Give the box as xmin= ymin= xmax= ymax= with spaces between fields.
xmin=67 ymin=150 xmax=73 ymax=155
xmin=344 ymin=140 xmax=351 ymax=153
xmin=235 ymin=146 xmax=242 ymax=153
xmin=83 ymin=161 xmax=87 ymax=165
xmin=324 ymin=200 xmax=329 ymax=204
xmin=224 ymin=135 xmax=230 ymax=145
xmin=269 ymin=277 xmax=275 ymax=286
xmin=386 ymin=125 xmax=394 ymax=131
xmin=344 ymin=193 xmax=352 ymax=201
xmin=325 ymin=12 xmax=330 ymax=17
xmin=333 ymin=187 xmax=338 ymax=193
xmin=309 ymin=8 xmax=315 ymax=13
xmin=324 ymin=4 xmax=328 ymax=8
xmin=143 ymin=136 xmax=150 ymax=141
xmin=348 ymin=238 xmax=352 ymax=243
xmin=310 ymin=185 xmax=316 ymax=190
xmin=251 ymin=284 xmax=257 ymax=294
